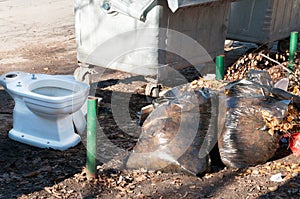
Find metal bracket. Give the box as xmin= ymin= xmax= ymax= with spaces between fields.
xmin=74 ymin=63 xmax=97 ymax=84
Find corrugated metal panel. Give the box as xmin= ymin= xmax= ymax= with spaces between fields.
xmin=227 ymin=0 xmax=300 ymax=44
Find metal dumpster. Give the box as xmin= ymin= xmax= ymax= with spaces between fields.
xmin=227 ymin=0 xmax=300 ymax=47
xmin=74 ymin=0 xmax=231 ymax=84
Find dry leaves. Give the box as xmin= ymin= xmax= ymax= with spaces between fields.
xmin=224 ymin=50 xmax=300 ymax=95
xmin=189 ymin=78 xmax=225 ymax=90
xmin=224 ymin=50 xmax=290 ymax=82
xmin=225 ymin=50 xmax=300 ymax=136
xmin=261 ymin=104 xmax=300 ymax=135
xmin=240 ymin=162 xmax=300 ymax=179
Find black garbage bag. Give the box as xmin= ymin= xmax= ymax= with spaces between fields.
xmin=218 ymin=70 xmax=289 ymax=168
xmin=126 ymin=84 xmax=219 ymax=176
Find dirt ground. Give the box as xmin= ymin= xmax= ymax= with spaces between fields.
xmin=1 ymin=1 xmax=300 ymax=198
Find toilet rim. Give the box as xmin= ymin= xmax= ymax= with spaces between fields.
xmin=9 ymin=86 xmax=88 ymax=104
xmin=6 ymin=77 xmax=89 ymax=104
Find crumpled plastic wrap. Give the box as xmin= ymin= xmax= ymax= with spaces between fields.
xmin=126 ymin=84 xmax=219 ymax=175
xmin=218 ymin=70 xmax=289 ymax=168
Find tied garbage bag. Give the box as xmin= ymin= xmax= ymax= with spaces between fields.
xmin=126 ymin=84 xmax=219 ymax=176
xmin=218 ymin=70 xmax=289 ymax=168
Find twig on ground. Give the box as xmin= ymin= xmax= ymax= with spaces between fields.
xmin=259 ymin=53 xmax=300 ymax=84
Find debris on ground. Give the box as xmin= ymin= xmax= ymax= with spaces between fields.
xmin=1 ymin=1 xmax=300 ymax=197
xmin=224 ymin=50 xmax=300 ymax=94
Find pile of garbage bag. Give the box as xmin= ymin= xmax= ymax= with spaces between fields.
xmin=126 ymin=84 xmax=220 ymax=175
xmin=218 ymin=71 xmax=288 ymax=168
xmin=126 ymin=70 xmax=300 ymax=174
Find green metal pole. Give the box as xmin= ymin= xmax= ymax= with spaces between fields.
xmin=86 ymin=96 xmax=98 ymax=178
xmin=288 ymin=31 xmax=298 ymax=71
xmin=216 ymin=55 xmax=225 ymax=80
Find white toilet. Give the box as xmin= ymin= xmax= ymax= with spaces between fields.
xmin=0 ymin=71 xmax=90 ymax=150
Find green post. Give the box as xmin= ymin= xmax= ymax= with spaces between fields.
xmin=86 ymin=96 xmax=98 ymax=178
xmin=216 ymin=55 xmax=225 ymax=80
xmin=288 ymin=31 xmax=298 ymax=71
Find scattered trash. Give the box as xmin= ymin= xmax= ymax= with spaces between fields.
xmin=137 ymin=104 xmax=154 ymax=126
xmin=289 ymin=132 xmax=300 ymax=157
xmin=270 ymin=173 xmax=284 ymax=182
xmin=279 ymin=137 xmax=289 ymax=149
xmin=274 ymin=78 xmax=289 ymax=91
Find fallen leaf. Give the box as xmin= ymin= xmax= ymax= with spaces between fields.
xmin=252 ymin=170 xmax=259 ymax=175
xmin=23 ymin=171 xmax=40 ymax=178
xmin=44 ymin=187 xmax=52 ymax=194
xmin=288 ymin=182 xmax=300 ymax=188
xmin=268 ymin=185 xmax=278 ymax=192
xmin=189 ymin=185 xmax=196 ymax=189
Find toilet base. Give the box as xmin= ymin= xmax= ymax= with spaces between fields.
xmin=8 ymin=129 xmax=81 ymax=150
xmin=10 ymin=101 xmax=82 ymax=151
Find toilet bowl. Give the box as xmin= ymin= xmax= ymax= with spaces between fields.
xmin=0 ymin=71 xmax=90 ymax=150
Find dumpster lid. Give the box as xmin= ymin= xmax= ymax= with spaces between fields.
xmin=107 ymin=0 xmax=157 ymax=21
xmin=106 ymin=0 xmax=219 ymax=21
xmin=167 ymin=0 xmax=220 ymax=12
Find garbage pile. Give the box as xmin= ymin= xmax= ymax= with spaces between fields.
xmin=224 ymin=50 xmax=300 ymax=94
xmin=126 ymin=82 xmax=223 ymax=175
xmin=126 ymin=51 xmax=300 ymax=175
xmin=223 ymin=50 xmax=300 ymax=166
xmin=219 ymin=71 xmax=295 ymax=168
